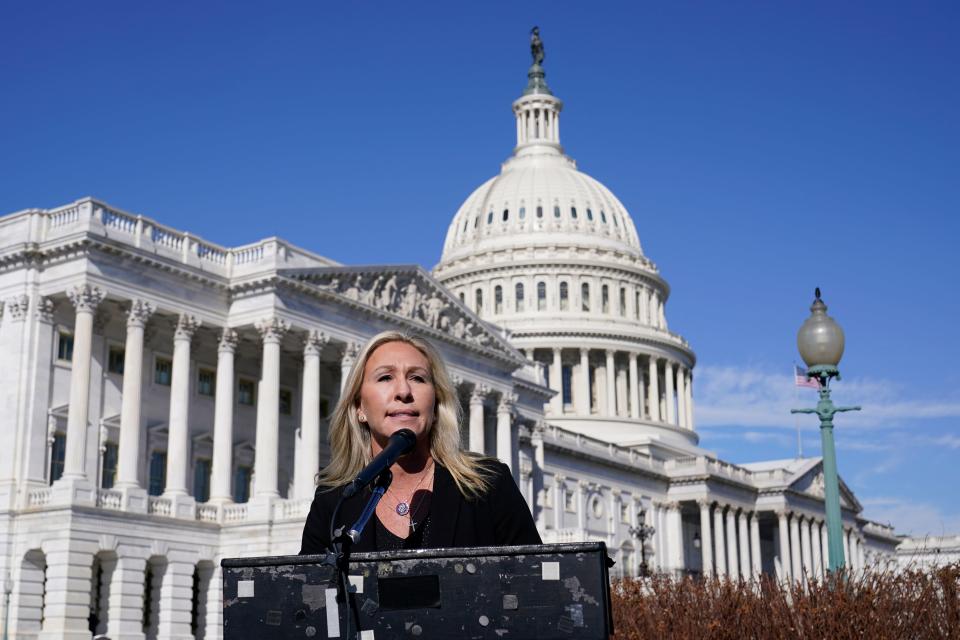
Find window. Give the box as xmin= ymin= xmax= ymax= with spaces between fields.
xmin=101 ymin=442 xmax=118 ymax=488
xmin=462 ymin=218 xmax=468 ymax=233
xmin=537 ymin=282 xmax=546 ymax=311
xmin=502 ymin=208 xmax=509 ymax=222
xmin=581 ymin=283 xmax=590 ymax=312
xmin=536 ymin=205 xmax=543 ymax=218
xmin=559 ymin=282 xmax=569 ymax=311
xmin=279 ymin=389 xmax=293 ymax=415
xmin=602 ymin=285 xmax=610 ymax=313
xmin=487 ymin=211 xmax=493 ymax=224
xmin=49 ymin=432 xmax=66 ymax=484
xmin=600 ymin=210 xmax=607 ymax=224
xmin=591 ymin=496 xmax=604 ymax=518
xmin=475 ymin=289 xmax=483 ymax=313
xmin=635 ymin=292 xmax=641 ymax=319
xmin=613 ymin=214 xmax=620 ymax=228
xmin=154 ymin=357 xmax=172 ymax=386
xmin=148 ymin=451 xmax=166 ymax=496
xmin=57 ymin=332 xmax=74 ymax=362
xmin=553 ymin=205 xmax=561 ymax=218
xmin=561 ymin=365 xmax=573 ymax=405
xmin=107 ymin=347 xmax=125 ymax=374
xmin=193 ymin=459 xmax=211 ymax=503
xmin=459 ymin=291 xmax=465 ymax=304
xmin=515 ymin=283 xmax=524 ymax=312
xmin=473 ymin=216 xmax=479 ymax=228
xmin=494 ymin=285 xmax=503 ymax=314
xmin=238 ymin=379 xmax=256 ymax=406
xmin=620 ymin=501 xmax=630 ymax=523
xmin=586 ymin=208 xmax=594 ymax=221
xmin=565 ymin=489 xmax=576 ymax=512
xmin=544 ymin=484 xmax=553 ymax=507
xmin=234 ymin=466 xmax=251 ymax=503
xmin=570 ymin=206 xmax=577 ymax=219
xmin=197 ymin=368 xmax=215 ymax=396
xmin=519 ymin=206 xmax=526 ymax=219
xmin=619 ymin=288 xmax=627 ymax=317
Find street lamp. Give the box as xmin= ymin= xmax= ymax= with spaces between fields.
xmin=628 ymin=508 xmax=656 ymax=577
xmin=791 ymin=288 xmax=861 ymax=572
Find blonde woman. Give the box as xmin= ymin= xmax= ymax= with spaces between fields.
xmin=299 ymin=331 xmax=541 ymax=554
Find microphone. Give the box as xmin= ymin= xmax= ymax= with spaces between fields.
xmin=342 ymin=429 xmax=417 ymax=499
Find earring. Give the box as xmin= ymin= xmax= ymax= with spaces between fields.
xmin=358 ymin=411 xmax=367 ymax=423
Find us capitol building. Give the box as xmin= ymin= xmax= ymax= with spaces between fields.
xmin=0 ymin=40 xmax=906 ymax=639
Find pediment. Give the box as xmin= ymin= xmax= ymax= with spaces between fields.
xmin=281 ymin=265 xmax=520 ymax=362
xmin=790 ymin=461 xmax=862 ymax=512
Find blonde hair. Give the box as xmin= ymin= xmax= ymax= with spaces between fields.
xmin=318 ymin=331 xmax=492 ymax=499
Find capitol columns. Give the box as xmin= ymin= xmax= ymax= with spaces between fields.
xmin=628 ymin=353 xmax=640 ymax=419
xmin=776 ymin=510 xmax=792 ymax=582
xmin=340 ymin=341 xmax=360 ymax=393
xmin=549 ymin=348 xmax=562 ymax=415
xmin=647 ymin=357 xmax=661 ymax=422
xmin=468 ymin=385 xmax=488 ymax=454
xmin=61 ymin=285 xmax=106 ymax=487
xmin=749 ymin=511 xmax=762 ymax=578
xmin=789 ymin=513 xmax=802 ymax=581
xmin=496 ymin=392 xmax=517 ymax=473
xmin=725 ymin=505 xmax=739 ymax=579
xmin=254 ymin=317 xmax=289 ymax=499
xmin=578 ymin=348 xmax=590 ymax=416
xmin=676 ymin=365 xmax=687 ymax=428
xmin=664 ymin=361 xmax=676 ymax=425
xmin=209 ymin=329 xmax=238 ymax=505
xmin=697 ymin=500 xmax=714 ymax=576
xmin=604 ymin=350 xmax=616 ymax=416
xmin=738 ymin=509 xmax=750 ymax=579
xmin=164 ymin=314 xmax=201 ymax=504
xmin=297 ymin=330 xmax=328 ymax=500
xmin=685 ymin=370 xmax=695 ymax=429
xmin=530 ymin=422 xmax=546 ymax=529
xmin=811 ymin=518 xmax=824 ymax=579
xmin=115 ymin=299 xmax=154 ymax=506
xmin=801 ymin=515 xmax=813 ymax=576
xmin=713 ymin=504 xmax=727 ymax=577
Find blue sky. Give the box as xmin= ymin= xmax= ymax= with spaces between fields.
xmin=3 ymin=1 xmax=958 ymax=535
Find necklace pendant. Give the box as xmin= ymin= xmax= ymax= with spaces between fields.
xmin=396 ymin=502 xmax=410 ymax=516
xmin=409 ymin=520 xmax=417 ymax=533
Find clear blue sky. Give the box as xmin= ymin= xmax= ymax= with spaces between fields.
xmin=3 ymin=1 xmax=958 ymax=535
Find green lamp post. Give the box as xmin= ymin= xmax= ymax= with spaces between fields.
xmin=791 ymin=288 xmax=861 ymax=572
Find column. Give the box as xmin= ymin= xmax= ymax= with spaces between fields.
xmin=664 ymin=361 xmax=676 ymax=425
xmin=843 ymin=528 xmax=852 ymax=568
xmin=811 ymin=519 xmax=823 ymax=579
xmin=296 ymin=330 xmax=326 ymax=500
xmin=676 ymin=366 xmax=687 ymax=428
xmin=738 ymin=510 xmax=750 ymax=579
xmin=531 ymin=424 xmax=546 ymax=529
xmin=604 ymin=350 xmax=616 ymax=416
xmin=550 ymin=348 xmax=562 ymax=414
xmin=116 ymin=299 xmax=154 ymax=490
xmin=157 ymin=559 xmax=194 ymax=640
xmin=164 ymin=313 xmax=200 ymax=496
xmin=578 ymin=349 xmax=590 ymax=416
xmin=204 ymin=563 xmax=223 ymax=640
xmin=576 ymin=481 xmax=586 ymax=531
xmin=800 ymin=515 xmax=813 ymax=577
xmin=749 ymin=511 xmax=762 ymax=578
xmin=209 ymin=329 xmax=238 ymax=504
xmin=106 ymin=554 xmax=147 ymax=640
xmin=340 ymin=342 xmax=359 ymax=393
xmin=667 ymin=502 xmax=684 ymax=574
xmin=647 ymin=357 xmax=661 ymax=422
xmin=820 ymin=521 xmax=829 ymax=575
xmin=62 ymin=285 xmax=105 ymax=481
xmin=685 ymin=370 xmax=695 ymax=429
xmin=857 ymin=536 xmax=865 ymax=571
xmin=469 ymin=386 xmax=487 ymax=454
xmin=713 ymin=505 xmax=727 ymax=577
xmin=553 ymin=477 xmax=564 ymax=530
xmin=628 ymin=354 xmax=640 ymax=419
xmin=496 ymin=393 xmax=516 ymax=472
xmin=35 ymin=539 xmax=93 ymax=640
xmin=777 ymin=511 xmax=792 ymax=582
xmin=698 ymin=500 xmax=714 ymax=576
xmin=725 ymin=506 xmax=739 ymax=579
xmin=789 ymin=513 xmax=802 ymax=581
xmin=254 ymin=318 xmax=288 ymax=499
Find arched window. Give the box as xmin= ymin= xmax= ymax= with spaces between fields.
xmin=570 ymin=206 xmax=578 ymax=219
xmin=559 ymin=281 xmax=569 ymax=310
xmin=602 ymin=285 xmax=610 ymax=313
xmin=487 ymin=211 xmax=493 ymax=225
xmin=561 ymin=365 xmax=573 ymax=406
xmin=619 ymin=287 xmax=627 ymax=316
xmin=515 ymin=283 xmax=524 ymax=311
xmin=502 ymin=209 xmax=509 ymax=222
xmin=612 ymin=214 xmax=620 ymax=228
xmin=459 ymin=291 xmax=465 ymax=304
xmin=519 ymin=206 xmax=526 ymax=219
xmin=634 ymin=291 xmax=640 ymax=319
xmin=537 ymin=281 xmax=546 ymax=311
xmin=462 ymin=218 xmax=469 ymax=233
xmin=581 ymin=283 xmax=590 ymax=312
xmin=475 ymin=289 xmax=483 ymax=313
xmin=600 ymin=210 xmax=607 ymax=224
xmin=553 ymin=205 xmax=561 ymax=218
xmin=494 ymin=285 xmax=503 ymax=314
xmin=536 ymin=205 xmax=544 ymax=218
xmin=474 ymin=216 xmax=479 ymax=228
xmin=586 ymin=208 xmax=594 ymax=221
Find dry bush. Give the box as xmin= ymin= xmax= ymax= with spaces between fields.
xmin=611 ymin=563 xmax=960 ymax=640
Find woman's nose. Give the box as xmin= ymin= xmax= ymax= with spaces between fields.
xmin=394 ymin=378 xmax=413 ymax=400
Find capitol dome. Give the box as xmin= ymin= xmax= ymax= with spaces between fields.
xmin=435 ymin=40 xmax=700 ymax=458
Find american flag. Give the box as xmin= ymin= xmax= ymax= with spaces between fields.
xmin=794 ymin=365 xmax=820 ymax=389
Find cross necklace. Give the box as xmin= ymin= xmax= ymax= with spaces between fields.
xmin=388 ymin=461 xmax=434 ymax=530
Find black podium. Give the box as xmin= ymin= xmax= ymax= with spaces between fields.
xmin=222 ymin=542 xmax=613 ymax=639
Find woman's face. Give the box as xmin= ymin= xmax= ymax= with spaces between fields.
xmin=358 ymin=341 xmax=437 ymax=451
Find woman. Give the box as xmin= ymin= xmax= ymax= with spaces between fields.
xmin=300 ymin=331 xmax=541 ymax=554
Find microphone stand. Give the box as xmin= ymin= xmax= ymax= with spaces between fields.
xmin=329 ymin=470 xmax=393 ymax=639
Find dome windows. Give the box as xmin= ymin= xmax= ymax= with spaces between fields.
xmin=473 ymin=216 xmax=479 ymax=228
xmin=519 ymin=206 xmax=526 ymax=220
xmin=581 ymin=283 xmax=590 ymax=312
xmin=537 ymin=281 xmax=546 ymax=311
xmin=600 ymin=210 xmax=607 ymax=224
xmin=515 ymin=282 xmax=525 ymax=311
xmin=553 ymin=205 xmax=561 ymax=218
xmin=570 ymin=207 xmax=578 ymax=219
xmin=559 ymin=281 xmax=569 ymax=310
xmin=586 ymin=208 xmax=593 ymax=221
xmin=487 ymin=211 xmax=493 ymax=225
xmin=536 ymin=205 xmax=543 ymax=219
xmin=475 ymin=288 xmax=483 ymax=313
xmin=619 ymin=287 xmax=627 ymax=317
xmin=602 ymin=285 xmax=610 ymax=314
xmin=494 ymin=285 xmax=503 ymax=314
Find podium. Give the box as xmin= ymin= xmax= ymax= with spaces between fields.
xmin=222 ymin=542 xmax=613 ymax=639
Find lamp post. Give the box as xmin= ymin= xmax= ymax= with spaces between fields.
xmin=628 ymin=508 xmax=656 ymax=577
xmin=791 ymin=288 xmax=860 ymax=572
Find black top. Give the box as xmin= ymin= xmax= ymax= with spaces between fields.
xmin=299 ymin=459 xmax=542 ymax=554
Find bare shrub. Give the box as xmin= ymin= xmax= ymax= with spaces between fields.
xmin=612 ymin=563 xmax=960 ymax=639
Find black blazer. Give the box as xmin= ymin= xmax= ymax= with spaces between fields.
xmin=299 ymin=459 xmax=541 ymax=554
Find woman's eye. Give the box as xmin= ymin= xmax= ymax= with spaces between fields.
xmin=377 ymin=374 xmax=392 ymax=382
xmin=411 ymin=375 xmax=425 ymax=383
